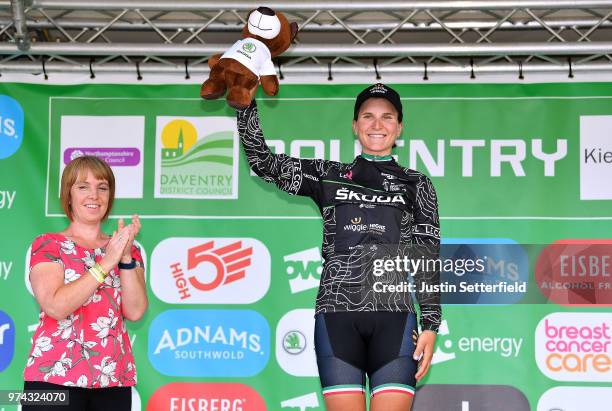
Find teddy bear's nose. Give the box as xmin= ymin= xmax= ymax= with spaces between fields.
xmin=257 ymin=7 xmax=276 ymax=16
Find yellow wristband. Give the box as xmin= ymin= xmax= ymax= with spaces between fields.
xmin=88 ymin=263 xmax=107 ymax=284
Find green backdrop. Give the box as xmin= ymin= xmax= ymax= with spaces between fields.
xmin=0 ymin=81 xmax=611 ymax=411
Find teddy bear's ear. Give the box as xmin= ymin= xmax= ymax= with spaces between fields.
xmin=290 ymin=22 xmax=298 ymax=41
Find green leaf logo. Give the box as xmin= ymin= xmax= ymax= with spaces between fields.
xmin=242 ymin=42 xmax=257 ymax=53
xmin=283 ymin=330 xmax=306 ymax=355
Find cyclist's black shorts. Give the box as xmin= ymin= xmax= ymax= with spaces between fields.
xmin=314 ymin=311 xmax=419 ymax=398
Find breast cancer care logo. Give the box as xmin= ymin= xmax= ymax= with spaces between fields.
xmin=155 ymin=116 xmax=238 ymax=199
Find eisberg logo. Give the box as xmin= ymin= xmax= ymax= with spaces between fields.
xmin=0 ymin=310 xmax=15 ymax=372
xmin=335 ymin=188 xmax=406 ymax=204
xmin=284 ymin=247 xmax=322 ymax=294
xmin=281 ymin=392 xmax=321 ymax=411
xmin=535 ymin=312 xmax=612 ymax=382
xmin=148 ymin=309 xmax=270 ymax=377
xmin=537 ymin=386 xmax=612 ymax=411
xmin=0 ymin=95 xmax=24 ymax=159
xmin=146 ymin=382 xmax=266 ymax=411
xmin=276 ymin=309 xmax=318 ymax=377
xmin=150 ymin=237 xmax=270 ymax=304
xmin=580 ymin=115 xmax=612 ymax=200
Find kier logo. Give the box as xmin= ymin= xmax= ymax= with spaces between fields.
xmin=151 ymin=237 xmax=270 ymax=304
xmin=187 ymin=241 xmax=253 ymax=291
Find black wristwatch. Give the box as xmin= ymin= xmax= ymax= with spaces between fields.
xmin=118 ymin=259 xmax=137 ymax=270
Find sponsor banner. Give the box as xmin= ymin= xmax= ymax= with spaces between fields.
xmin=283 ymin=247 xmax=322 ymax=294
xmin=146 ymin=382 xmax=266 ymax=411
xmin=0 ymin=310 xmax=15 ymax=372
xmin=148 ymin=309 xmax=270 ymax=377
xmin=154 ymin=116 xmax=238 ymax=199
xmin=537 ymin=386 xmax=612 ymax=411
xmin=0 ymin=190 xmax=16 ymax=210
xmin=280 ymin=392 xmax=321 ymax=410
xmin=432 ymin=319 xmax=523 ymax=366
xmin=276 ymin=309 xmax=317 ymax=377
xmin=536 ymin=239 xmax=612 ymax=305
xmin=58 ymin=115 xmax=145 ymax=198
xmin=0 ymin=94 xmax=24 ymax=159
xmin=580 ymin=115 xmax=612 ymax=200
xmin=150 ymin=237 xmax=270 ymax=304
xmin=413 ymin=384 xmax=530 ymax=411
xmin=535 ymin=312 xmax=612 ymax=382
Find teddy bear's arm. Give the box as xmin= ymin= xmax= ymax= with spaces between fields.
xmin=260 ymin=75 xmax=280 ymax=96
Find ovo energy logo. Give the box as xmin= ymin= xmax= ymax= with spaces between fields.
xmin=154 ymin=117 xmax=238 ymax=199
xmin=284 ymin=247 xmax=322 ymax=294
xmin=0 ymin=95 xmax=24 ymax=159
xmin=536 ymin=312 xmax=612 ymax=382
xmin=150 ymin=237 xmax=270 ymax=304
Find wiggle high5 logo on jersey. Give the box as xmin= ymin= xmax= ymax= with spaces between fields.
xmin=536 ymin=312 xmax=612 ymax=382
xmin=150 ymin=237 xmax=270 ymax=304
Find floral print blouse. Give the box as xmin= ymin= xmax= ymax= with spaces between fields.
xmin=24 ymin=233 xmax=144 ymax=388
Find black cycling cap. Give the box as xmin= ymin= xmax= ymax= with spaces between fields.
xmin=353 ymin=83 xmax=403 ymax=122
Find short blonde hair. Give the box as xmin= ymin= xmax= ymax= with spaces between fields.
xmin=60 ymin=156 xmax=116 ymax=221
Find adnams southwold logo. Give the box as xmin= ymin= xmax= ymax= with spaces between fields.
xmin=276 ymin=309 xmax=318 ymax=377
xmin=432 ymin=320 xmax=523 ymax=366
xmin=148 ymin=309 xmax=270 ymax=377
xmin=535 ymin=312 xmax=612 ymax=382
xmin=0 ymin=95 xmax=24 ymax=160
xmin=580 ymin=115 xmax=612 ymax=200
xmin=537 ymin=386 xmax=612 ymax=411
xmin=284 ymin=247 xmax=322 ymax=294
xmin=154 ymin=116 xmax=238 ymax=199
xmin=59 ymin=115 xmax=145 ymax=198
xmin=150 ymin=237 xmax=270 ymax=304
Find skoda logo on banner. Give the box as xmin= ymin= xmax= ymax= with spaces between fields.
xmin=148 ymin=309 xmax=270 ymax=377
xmin=0 ymin=95 xmax=24 ymax=159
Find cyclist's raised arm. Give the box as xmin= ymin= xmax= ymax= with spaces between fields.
xmin=237 ymin=100 xmax=333 ymax=199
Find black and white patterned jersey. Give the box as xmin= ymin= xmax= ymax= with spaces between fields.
xmin=237 ymin=101 xmax=441 ymax=332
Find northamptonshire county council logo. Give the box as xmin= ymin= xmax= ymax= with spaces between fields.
xmin=242 ymin=42 xmax=257 ymax=53
xmin=154 ymin=117 xmax=238 ymax=199
xmin=0 ymin=95 xmax=24 ymax=159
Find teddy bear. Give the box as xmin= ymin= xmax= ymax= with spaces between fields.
xmin=200 ymin=7 xmax=298 ymax=109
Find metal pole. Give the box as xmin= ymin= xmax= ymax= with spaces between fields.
xmin=2 ymin=42 xmax=612 ymax=56
xmin=18 ymin=0 xmax=612 ymax=11
xmin=10 ymin=0 xmax=29 ymax=51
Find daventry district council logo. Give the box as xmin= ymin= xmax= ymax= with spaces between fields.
xmin=154 ymin=117 xmax=238 ymax=199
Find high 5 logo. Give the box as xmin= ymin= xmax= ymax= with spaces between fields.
xmin=151 ymin=237 xmax=270 ymax=304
